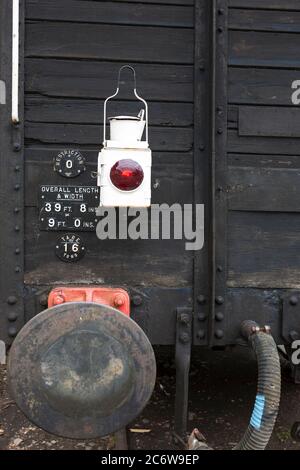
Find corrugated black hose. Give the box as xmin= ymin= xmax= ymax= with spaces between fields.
xmin=188 ymin=322 xmax=281 ymax=451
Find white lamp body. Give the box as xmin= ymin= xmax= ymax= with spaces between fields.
xmin=98 ymin=66 xmax=152 ymax=207
xmin=98 ymin=142 xmax=152 ymax=208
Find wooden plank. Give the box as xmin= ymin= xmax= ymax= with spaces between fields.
xmin=25 ymin=123 xmax=193 ymax=151
xmin=229 ymin=8 xmax=300 ymax=33
xmin=229 ymin=0 xmax=300 ymax=10
xmin=229 ymin=30 xmax=300 ymax=68
xmin=228 ymin=67 xmax=297 ymax=106
xmin=26 ymin=0 xmax=193 ymax=28
xmin=228 ymin=153 xmax=300 ymax=168
xmin=228 ymin=129 xmax=300 ymax=155
xmin=228 ymin=167 xmax=300 ymax=212
xmin=228 ymin=211 xmax=300 ymax=289
xmin=25 ymin=59 xmax=194 ymax=102
xmin=84 ymin=0 xmax=194 ymax=4
xmin=24 ymin=208 xmax=193 ymax=287
xmin=26 ymin=22 xmax=194 ymax=64
xmin=239 ymin=106 xmax=300 ymax=137
xmin=24 ymin=148 xmax=193 ymax=206
xmin=25 ymin=96 xmax=193 ymax=127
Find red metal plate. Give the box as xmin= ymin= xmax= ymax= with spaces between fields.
xmin=48 ymin=287 xmax=130 ymax=316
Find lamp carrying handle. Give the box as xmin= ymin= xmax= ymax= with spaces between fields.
xmin=103 ymin=65 xmax=149 ymax=145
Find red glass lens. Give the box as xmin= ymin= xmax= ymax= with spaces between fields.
xmin=110 ymin=159 xmax=144 ymax=191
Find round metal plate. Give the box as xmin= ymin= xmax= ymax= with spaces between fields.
xmin=8 ymin=302 xmax=156 ymax=439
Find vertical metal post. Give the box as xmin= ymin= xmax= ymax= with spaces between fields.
xmin=0 ymin=0 xmax=25 ymax=346
xmin=209 ymin=0 xmax=228 ymax=346
xmin=174 ymin=308 xmax=192 ymax=438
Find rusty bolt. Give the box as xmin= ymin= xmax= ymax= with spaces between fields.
xmin=7 ymin=311 xmax=18 ymax=322
xmin=7 ymin=296 xmax=17 ymax=305
xmin=291 ymin=422 xmax=300 ymax=441
xmin=53 ymin=295 xmax=65 ymax=305
xmin=290 ymin=295 xmax=298 ymax=306
xmin=215 ymin=296 xmax=224 ymax=305
xmin=132 ymin=295 xmax=142 ymax=306
xmin=215 ymin=312 xmax=224 ymax=322
xmin=114 ymin=295 xmax=125 ymax=308
xmin=215 ymin=329 xmax=224 ymax=339
xmin=180 ymin=333 xmax=190 ymax=344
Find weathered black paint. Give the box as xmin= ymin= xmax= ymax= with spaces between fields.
xmin=1 ymin=0 xmax=300 ymax=347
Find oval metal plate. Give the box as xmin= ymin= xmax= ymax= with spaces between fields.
xmin=8 ymin=302 xmax=156 ymax=439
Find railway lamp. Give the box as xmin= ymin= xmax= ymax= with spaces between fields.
xmin=98 ymin=66 xmax=152 ymax=207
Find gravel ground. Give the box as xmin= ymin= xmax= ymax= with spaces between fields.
xmin=1 ymin=346 xmax=300 ymax=451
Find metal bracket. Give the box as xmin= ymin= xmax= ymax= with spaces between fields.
xmin=174 ymin=307 xmax=192 ymax=438
xmin=282 ymin=292 xmax=300 ymax=343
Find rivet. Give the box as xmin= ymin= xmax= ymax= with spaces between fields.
xmin=180 ymin=313 xmax=190 ymax=325
xmin=215 ymin=296 xmax=224 ymax=305
xmin=14 ymin=184 xmax=20 ymax=191
xmin=7 ymin=311 xmax=18 ymax=322
xmin=114 ymin=295 xmax=125 ymax=308
xmin=180 ymin=333 xmax=189 ymax=344
xmin=218 ymin=26 xmax=224 ymax=33
xmin=8 ymin=326 xmax=17 ymax=337
xmin=14 ymin=225 xmax=20 ymax=232
xmin=217 ymin=265 xmax=223 ymax=272
xmin=15 ymin=248 xmax=20 ymax=255
xmin=53 ymin=295 xmax=64 ymax=305
xmin=15 ymin=266 xmax=21 ymax=273
xmin=218 ymin=8 xmax=224 ymax=15
xmin=290 ymin=296 xmax=298 ymax=306
xmin=199 ymin=144 xmax=205 ymax=151
xmin=13 ymin=143 xmax=21 ymax=152
xmin=15 ymin=165 xmax=21 ymax=172
xmin=215 ymin=329 xmax=224 ymax=339
xmin=215 ymin=312 xmax=224 ymax=322
xmin=197 ymin=330 xmax=205 ymax=339
xmin=197 ymin=295 xmax=206 ymax=305
xmin=132 ymin=295 xmax=143 ymax=306
xmin=198 ymin=313 xmax=207 ymax=322
xmin=7 ymin=296 xmax=17 ymax=305
xmin=39 ymin=295 xmax=48 ymax=307
xmin=289 ymin=330 xmax=300 ymax=341
xmin=14 ymin=207 xmax=20 ymax=213
xmin=217 ymin=128 xmax=223 ymax=134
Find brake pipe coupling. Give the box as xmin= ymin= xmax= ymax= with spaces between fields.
xmin=188 ymin=321 xmax=281 ymax=451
